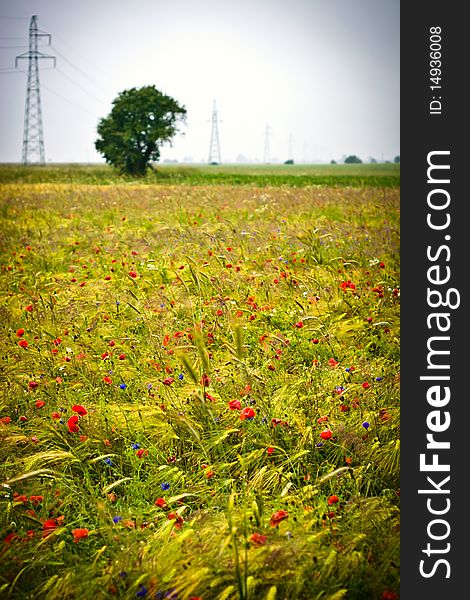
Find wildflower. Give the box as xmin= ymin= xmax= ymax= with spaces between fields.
xmin=118 ymin=353 xmax=126 ymax=360
xmin=320 ymin=429 xmax=332 ymax=440
xmin=200 ymin=373 xmax=211 ymax=386
xmin=25 ymin=304 xmax=33 ymax=312
xmin=161 ymin=482 xmax=170 ymax=491
xmin=103 ymin=376 xmax=113 ymax=385
xmin=362 ymin=381 xmax=370 ymax=389
xmin=317 ymin=415 xmax=328 ymax=423
xmin=29 ymin=495 xmax=43 ymax=505
xmin=72 ymin=404 xmax=87 ymax=416
xmin=128 ymin=271 xmax=138 ymax=278
xmin=327 ymin=495 xmax=340 ymax=505
xmin=178 ymin=373 xmax=184 ymax=380
xmin=51 ymin=412 xmax=61 ymax=420
xmin=311 ymin=338 xmax=319 ymax=344
xmin=119 ymin=383 xmax=127 ymax=390
xmin=294 ymin=320 xmax=304 ymax=328
xmin=381 ymin=592 xmax=398 ymax=600
xmin=228 ymin=399 xmax=241 ymax=410
xmin=42 ymin=519 xmax=58 ymax=537
xmin=136 ymin=448 xmax=148 ymax=458
xmin=1 ymin=416 xmax=11 ymax=424
xmin=104 ymin=457 xmax=113 ymax=466
xmin=67 ymin=415 xmax=80 ymax=433
xmin=16 ymin=328 xmax=25 ymax=337
xmin=155 ymin=497 xmax=167 ymax=508
xmin=72 ymin=528 xmax=89 ymax=542
xmin=216 ymin=309 xmax=223 ymax=316
xmin=267 ymin=447 xmax=275 ymax=455
xmin=18 ymin=339 xmax=29 ymax=348
xmin=19 ymin=415 xmax=27 ymax=422
xmin=163 ymin=377 xmax=174 ymax=386
xmin=240 ymin=406 xmax=256 ymax=421
xmin=362 ymin=421 xmax=370 ymax=429
xmin=112 ymin=516 xmax=123 ymax=524
xmin=249 ymin=532 xmax=267 ymax=547
xmin=132 ymin=443 xmax=140 ymax=450
xmin=270 ymin=509 xmax=288 ymax=527
xmin=328 ymin=358 xmax=338 ymax=367
xmin=101 ymin=352 xmax=109 ymax=360
xmin=136 ymin=584 xmax=148 ymax=597
xmin=206 ymin=469 xmax=215 ymax=478
xmin=35 ymin=400 xmax=46 ymax=409
xmin=167 ymin=512 xmax=184 ymax=528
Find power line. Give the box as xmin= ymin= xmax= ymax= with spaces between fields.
xmin=51 ymin=44 xmax=108 ymax=95
xmin=55 ymin=66 xmax=106 ymax=104
xmin=208 ymin=99 xmax=222 ymax=165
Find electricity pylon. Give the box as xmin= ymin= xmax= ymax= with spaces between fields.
xmin=263 ymin=124 xmax=271 ymax=163
xmin=208 ymin=100 xmax=221 ymax=164
xmin=15 ymin=15 xmax=56 ymax=165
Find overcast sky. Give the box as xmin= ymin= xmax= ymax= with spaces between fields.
xmin=0 ymin=0 xmax=399 ymax=164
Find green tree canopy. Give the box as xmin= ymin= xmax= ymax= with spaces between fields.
xmin=95 ymin=86 xmax=186 ymax=176
xmin=344 ymin=155 xmax=362 ymax=164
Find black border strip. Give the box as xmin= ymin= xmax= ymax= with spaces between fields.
xmin=401 ymin=3 xmax=466 ymax=597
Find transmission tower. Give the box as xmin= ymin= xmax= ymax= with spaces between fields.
xmin=208 ymin=100 xmax=221 ymax=164
xmin=263 ymin=124 xmax=272 ymax=163
xmin=15 ymin=15 xmax=56 ymax=165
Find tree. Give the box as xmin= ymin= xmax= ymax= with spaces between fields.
xmin=95 ymin=86 xmax=186 ymax=176
xmin=394 ymin=155 xmax=400 ymax=163
xmin=344 ymin=155 xmax=362 ymax=164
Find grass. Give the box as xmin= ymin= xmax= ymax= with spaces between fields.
xmin=0 ymin=170 xmax=400 ymax=599
xmin=0 ymin=162 xmax=400 ymax=188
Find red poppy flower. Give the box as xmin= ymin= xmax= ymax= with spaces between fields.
xmin=67 ymin=415 xmax=80 ymax=433
xmin=381 ymin=592 xmax=399 ymax=600
xmin=13 ymin=493 xmax=28 ymax=503
xmin=103 ymin=376 xmax=112 ymax=385
xmin=206 ymin=469 xmax=215 ymax=478
xmin=249 ymin=532 xmax=267 ymax=546
xmin=72 ymin=405 xmax=87 ymax=416
xmin=362 ymin=382 xmax=370 ymax=389
xmin=327 ymin=495 xmax=340 ymax=505
xmin=317 ymin=415 xmax=328 ymax=423
xmin=128 ymin=271 xmax=138 ymax=278
xmin=101 ymin=352 xmax=109 ymax=360
xmin=328 ymin=358 xmax=338 ymax=367
xmin=320 ymin=429 xmax=333 ymax=440
xmin=154 ymin=497 xmax=167 ymax=508
xmin=270 ymin=509 xmax=288 ymax=527
xmin=16 ymin=328 xmax=25 ymax=337
xmin=294 ymin=321 xmax=304 ymax=328
xmin=35 ymin=400 xmax=46 ymax=409
xmin=1 ymin=416 xmax=11 ymax=424
xmin=267 ymin=447 xmax=275 ymax=455
xmin=163 ymin=377 xmax=174 ymax=386
xmin=200 ymin=374 xmax=211 ymax=386
xmin=19 ymin=415 xmax=27 ymax=422
xmin=18 ymin=339 xmax=29 ymax=348
xmin=29 ymin=495 xmax=43 ymax=505
xmin=42 ymin=519 xmax=58 ymax=537
xmin=228 ymin=399 xmax=241 ymax=411
xmin=240 ymin=407 xmax=256 ymax=421
xmin=72 ymin=528 xmax=89 ymax=542
xmin=25 ymin=304 xmax=33 ymax=312
xmin=136 ymin=448 xmax=148 ymax=458
xmin=118 ymin=353 xmax=125 ymax=360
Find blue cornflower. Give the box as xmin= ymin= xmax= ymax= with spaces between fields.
xmin=375 ymin=376 xmax=383 ymax=381
xmin=362 ymin=421 xmax=370 ymax=429
xmin=132 ymin=443 xmax=140 ymax=450
xmin=112 ymin=516 xmax=122 ymax=524
xmin=161 ymin=482 xmax=170 ymax=491
xmin=178 ymin=373 xmax=184 ymax=381
xmin=136 ymin=584 xmax=148 ymax=597
xmin=104 ymin=457 xmax=113 ymax=466
xmin=120 ymin=383 xmax=127 ymax=390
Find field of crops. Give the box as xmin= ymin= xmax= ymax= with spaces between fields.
xmin=0 ymin=171 xmax=400 ymax=599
